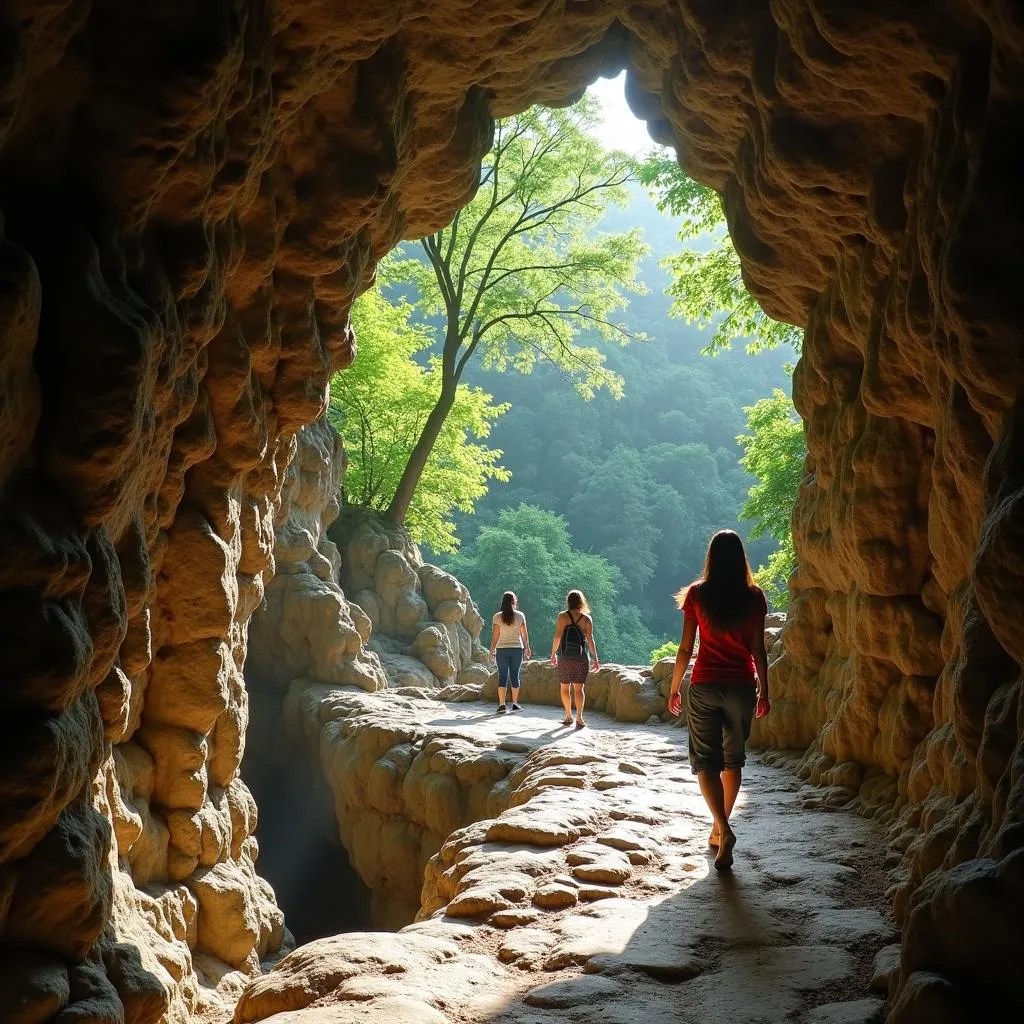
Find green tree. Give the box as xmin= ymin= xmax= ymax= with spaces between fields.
xmin=442 ymin=176 xmax=793 ymax=645
xmin=650 ymin=639 xmax=679 ymax=664
xmin=442 ymin=504 xmax=656 ymax=664
xmin=383 ymin=99 xmax=648 ymax=527
xmin=328 ymin=289 xmax=509 ymax=554
xmin=736 ymin=389 xmax=807 ymax=607
xmin=638 ymin=149 xmax=802 ymax=355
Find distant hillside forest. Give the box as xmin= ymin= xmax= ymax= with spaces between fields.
xmin=422 ymin=186 xmax=794 ymax=660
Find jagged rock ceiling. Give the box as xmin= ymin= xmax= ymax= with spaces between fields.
xmin=1 ymin=1 xmax=1022 ymax=1022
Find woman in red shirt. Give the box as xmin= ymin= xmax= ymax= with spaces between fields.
xmin=668 ymin=530 xmax=771 ymax=871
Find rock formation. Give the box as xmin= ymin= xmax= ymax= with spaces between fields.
xmin=246 ymin=421 xmax=387 ymax=702
xmin=240 ymin=420 xmax=490 ymax=940
xmin=234 ymin=698 xmax=897 ymax=1024
xmin=280 ymin=658 xmax=692 ymax=930
xmin=330 ymin=510 xmax=492 ymax=690
xmin=1 ymin=1 xmax=1023 ymax=1021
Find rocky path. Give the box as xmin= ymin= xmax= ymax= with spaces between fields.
xmin=236 ymin=698 xmax=898 ymax=1024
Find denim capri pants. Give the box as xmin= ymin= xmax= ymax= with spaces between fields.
xmin=496 ymin=647 xmax=524 ymax=688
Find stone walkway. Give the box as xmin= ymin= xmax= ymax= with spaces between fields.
xmin=236 ymin=698 xmax=898 ymax=1024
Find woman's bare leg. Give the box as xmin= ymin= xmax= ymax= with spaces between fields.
xmin=697 ymin=771 xmax=728 ymax=833
xmin=573 ymin=683 xmax=586 ymax=727
xmin=560 ymin=683 xmax=572 ymax=723
xmin=697 ymin=770 xmax=735 ymax=870
xmin=710 ymin=768 xmax=743 ymax=846
xmin=723 ymin=768 xmax=742 ymax=815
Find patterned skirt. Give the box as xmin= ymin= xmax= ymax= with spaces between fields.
xmin=557 ymin=655 xmax=589 ymax=685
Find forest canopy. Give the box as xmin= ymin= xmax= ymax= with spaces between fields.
xmin=436 ymin=182 xmax=796 ymax=653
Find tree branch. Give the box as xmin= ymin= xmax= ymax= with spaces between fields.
xmin=455 ymin=320 xmax=484 ymax=380
xmin=421 ymin=233 xmax=458 ymax=319
xmin=451 ymin=117 xmax=534 ymax=311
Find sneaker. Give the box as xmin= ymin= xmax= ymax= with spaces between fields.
xmin=496 ymin=704 xmax=507 ymax=714
xmin=511 ymin=702 xmax=522 ymax=712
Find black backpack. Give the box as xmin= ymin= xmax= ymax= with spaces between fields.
xmin=558 ymin=612 xmax=587 ymax=657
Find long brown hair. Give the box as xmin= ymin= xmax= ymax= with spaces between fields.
xmin=675 ymin=530 xmax=756 ymax=629
xmin=565 ymin=590 xmax=590 ymax=615
xmin=500 ymin=591 xmax=517 ymax=625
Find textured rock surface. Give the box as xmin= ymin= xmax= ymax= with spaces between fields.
xmin=2 ymin=1 xmax=1023 ymax=1020
xmin=236 ymin=699 xmax=892 ymax=1023
xmin=483 ymin=661 xmax=668 ymax=723
xmin=241 ymin=423 xmax=492 ymax=939
xmin=247 ymin=422 xmax=387 ymax=700
xmin=331 ymin=510 xmax=491 ymax=688
xmin=283 ymin=682 xmax=523 ymax=929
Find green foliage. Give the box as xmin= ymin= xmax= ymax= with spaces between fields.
xmin=650 ymin=639 xmax=678 ymax=664
xmin=736 ymin=389 xmax=807 ymax=607
xmin=755 ymin=536 xmax=796 ymax=610
xmin=662 ymin=246 xmax=803 ymax=356
xmin=328 ymin=289 xmax=509 ymax=554
xmin=637 ymin=152 xmax=723 ymax=235
xmin=441 ymin=504 xmax=658 ymax=664
xmin=390 ymin=99 xmax=649 ymax=401
xmin=610 ymin=605 xmax=665 ymax=666
xmin=737 ymin=390 xmax=806 ymax=540
xmin=455 ymin=312 xmax=790 ymax=640
xmin=639 ymin=147 xmax=803 ymax=356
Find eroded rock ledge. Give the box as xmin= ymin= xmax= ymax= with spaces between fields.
xmin=281 ymin=663 xmax=677 ymax=930
xmin=235 ymin=698 xmax=897 ymax=1024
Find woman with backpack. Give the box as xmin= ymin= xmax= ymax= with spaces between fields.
xmin=490 ymin=591 xmax=531 ymax=714
xmin=667 ymin=530 xmax=771 ymax=871
xmin=550 ymin=590 xmax=599 ymax=730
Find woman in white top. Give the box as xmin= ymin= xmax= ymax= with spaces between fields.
xmin=490 ymin=591 xmax=531 ymax=713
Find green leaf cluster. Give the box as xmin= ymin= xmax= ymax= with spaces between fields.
xmin=390 ymin=98 xmax=650 ymax=400
xmin=649 ymin=639 xmax=679 ymax=664
xmin=639 ymin=147 xmax=803 ymax=356
xmin=443 ymin=504 xmax=660 ymax=665
xmin=736 ymin=389 xmax=807 ymax=607
xmin=327 ymin=289 xmax=510 ymax=554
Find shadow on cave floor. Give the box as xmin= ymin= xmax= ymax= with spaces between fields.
xmin=476 ymin=839 xmax=893 ymax=1024
xmin=245 ymin=743 xmax=374 ymax=945
xmin=460 ymin=721 xmax=896 ymax=1023
xmin=258 ymin=696 xmax=897 ymax=1023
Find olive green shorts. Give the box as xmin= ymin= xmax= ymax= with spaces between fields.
xmin=686 ymin=682 xmax=756 ymax=775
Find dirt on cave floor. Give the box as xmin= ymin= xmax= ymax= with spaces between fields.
xmin=237 ymin=697 xmax=898 ymax=1024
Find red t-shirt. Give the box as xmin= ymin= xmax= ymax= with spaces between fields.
xmin=683 ymin=584 xmax=767 ymax=685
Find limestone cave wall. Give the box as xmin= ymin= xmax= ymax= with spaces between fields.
xmin=1 ymin=1 xmax=1023 ymax=1022
xmin=240 ymin=418 xmax=491 ymax=941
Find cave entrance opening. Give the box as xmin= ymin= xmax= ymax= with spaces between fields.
xmin=409 ymin=71 xmax=796 ymax=659
xmin=240 ymin=69 xmax=797 ymax=949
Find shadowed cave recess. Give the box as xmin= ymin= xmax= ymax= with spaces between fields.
xmin=1 ymin=1 xmax=1023 ymax=1022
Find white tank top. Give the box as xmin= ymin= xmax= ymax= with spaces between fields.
xmin=492 ymin=610 xmax=525 ymax=648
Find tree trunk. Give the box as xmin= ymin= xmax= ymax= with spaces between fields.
xmin=385 ymin=384 xmax=458 ymax=526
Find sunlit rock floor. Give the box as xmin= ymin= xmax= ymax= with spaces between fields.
xmin=237 ymin=698 xmax=897 ymax=1024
